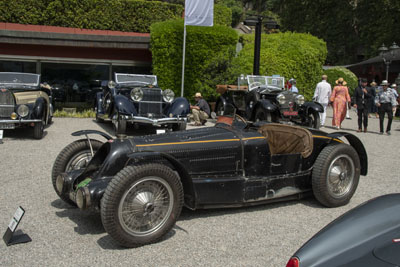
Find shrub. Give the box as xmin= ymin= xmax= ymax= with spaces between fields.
xmin=150 ymin=19 xmax=238 ymax=100
xmin=53 ymin=109 xmax=96 ymax=118
xmin=229 ymin=32 xmax=327 ymax=100
xmin=324 ymin=67 xmax=358 ymax=95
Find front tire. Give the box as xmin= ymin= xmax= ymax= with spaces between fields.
xmin=307 ymin=112 xmax=321 ymax=129
xmin=101 ymin=164 xmax=183 ymax=247
xmin=114 ymin=117 xmax=126 ymax=135
xmin=255 ymin=106 xmax=274 ymax=122
xmin=51 ymin=139 xmax=104 ymax=205
xmin=33 ymin=115 xmax=45 ymax=139
xmin=172 ymin=122 xmax=187 ymax=131
xmin=312 ymin=144 xmax=360 ymax=207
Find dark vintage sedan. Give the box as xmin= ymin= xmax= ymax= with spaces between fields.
xmin=95 ymin=73 xmax=189 ymax=134
xmin=0 ymin=72 xmax=53 ymax=139
xmin=216 ymin=75 xmax=323 ymax=129
xmin=287 ymin=193 xmax=400 ymax=267
xmin=52 ymin=115 xmax=367 ymax=247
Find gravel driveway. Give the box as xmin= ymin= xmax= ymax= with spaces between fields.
xmin=1 ymin=107 xmax=399 ymax=267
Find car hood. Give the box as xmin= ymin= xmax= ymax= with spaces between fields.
xmin=293 ymin=194 xmax=400 ymax=267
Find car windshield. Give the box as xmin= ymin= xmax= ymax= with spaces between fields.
xmin=246 ymin=75 xmax=285 ymax=90
xmin=115 ymin=73 xmax=157 ymax=86
xmin=0 ymin=72 xmax=40 ymax=87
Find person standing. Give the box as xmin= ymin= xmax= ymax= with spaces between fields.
xmin=390 ymin=84 xmax=399 ymax=116
xmin=313 ymin=74 xmax=331 ymax=127
xmin=330 ymin=77 xmax=351 ymax=129
xmin=288 ymin=78 xmax=298 ymax=93
xmin=369 ymin=82 xmax=378 ymax=118
xmin=353 ymin=78 xmax=371 ymax=132
xmin=375 ymin=80 xmax=397 ymax=135
xmin=190 ymin=92 xmax=210 ymax=126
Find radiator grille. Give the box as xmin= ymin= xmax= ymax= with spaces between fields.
xmin=138 ymin=88 xmax=163 ymax=115
xmin=0 ymin=89 xmax=15 ymax=118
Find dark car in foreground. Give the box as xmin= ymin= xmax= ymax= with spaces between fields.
xmin=287 ymin=193 xmax=400 ymax=267
xmin=52 ymin=115 xmax=367 ymax=247
xmin=0 ymin=72 xmax=53 ymax=139
xmin=95 ymin=73 xmax=189 ymax=134
xmin=216 ymin=75 xmax=323 ymax=129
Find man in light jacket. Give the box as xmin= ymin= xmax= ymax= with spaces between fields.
xmin=313 ymin=74 xmax=332 ymax=127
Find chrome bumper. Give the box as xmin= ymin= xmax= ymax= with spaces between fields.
xmin=118 ymin=115 xmax=187 ymax=126
xmin=0 ymin=119 xmax=42 ymax=123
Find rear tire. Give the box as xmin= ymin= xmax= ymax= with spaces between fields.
xmin=101 ymin=163 xmax=183 ymax=247
xmin=312 ymin=144 xmax=360 ymax=207
xmin=51 ymin=139 xmax=103 ymax=205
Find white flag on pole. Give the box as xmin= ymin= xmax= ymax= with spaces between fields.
xmin=185 ymin=0 xmax=214 ymax=27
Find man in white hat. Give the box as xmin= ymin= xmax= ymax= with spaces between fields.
xmin=190 ymin=92 xmax=210 ymax=126
xmin=375 ymin=80 xmax=397 ymax=135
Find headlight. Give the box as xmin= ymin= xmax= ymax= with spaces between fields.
xmin=56 ymin=174 xmax=66 ymax=194
xmin=163 ymin=89 xmax=175 ymax=103
xmin=76 ymin=187 xmax=90 ymax=210
xmin=277 ymin=93 xmax=286 ymax=105
xmin=17 ymin=104 xmax=29 ymax=117
xmin=130 ymin=87 xmax=143 ymax=101
xmin=296 ymin=95 xmax=305 ymax=105
xmin=108 ymin=80 xmax=116 ymax=89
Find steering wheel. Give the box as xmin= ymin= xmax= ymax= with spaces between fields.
xmin=249 ymin=82 xmax=262 ymax=90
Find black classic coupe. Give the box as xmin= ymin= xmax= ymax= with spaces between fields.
xmin=94 ymin=73 xmax=189 ymax=134
xmin=52 ymin=114 xmax=367 ymax=247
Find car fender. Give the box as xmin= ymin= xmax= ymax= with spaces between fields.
xmin=33 ymin=97 xmax=46 ymax=120
xmin=127 ymin=151 xmax=196 ymax=209
xmin=302 ymin=101 xmax=324 ymax=114
xmin=72 ymin=130 xmax=112 ymax=141
xmin=166 ymin=97 xmax=190 ymax=116
xmin=95 ymin=92 xmax=104 ymax=114
xmin=327 ymin=131 xmax=368 ymax=176
xmin=113 ymin=95 xmax=137 ymax=115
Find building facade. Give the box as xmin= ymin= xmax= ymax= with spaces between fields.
xmin=0 ymin=23 xmax=152 ymax=107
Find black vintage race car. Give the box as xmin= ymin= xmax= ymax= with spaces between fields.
xmin=0 ymin=72 xmax=53 ymax=139
xmin=216 ymin=75 xmax=323 ymax=129
xmin=286 ymin=194 xmax=400 ymax=267
xmin=52 ymin=114 xmax=367 ymax=247
xmin=95 ymin=73 xmax=189 ymax=134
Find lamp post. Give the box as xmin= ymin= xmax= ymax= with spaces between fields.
xmin=244 ymin=17 xmax=279 ymax=75
xmin=378 ymin=42 xmax=400 ymax=81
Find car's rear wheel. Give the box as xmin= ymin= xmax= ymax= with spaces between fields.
xmin=101 ymin=163 xmax=183 ymax=247
xmin=51 ymin=139 xmax=104 ymax=205
xmin=215 ymin=101 xmax=225 ymax=116
xmin=312 ymin=144 xmax=360 ymax=207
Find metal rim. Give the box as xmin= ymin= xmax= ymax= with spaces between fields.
xmin=327 ymin=154 xmax=355 ymax=198
xmin=65 ymin=150 xmax=92 ymax=171
xmin=118 ymin=176 xmax=173 ymax=237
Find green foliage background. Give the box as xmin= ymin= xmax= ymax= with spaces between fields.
xmin=229 ymin=32 xmax=327 ymax=100
xmin=0 ymin=0 xmax=183 ymax=33
xmin=150 ymin=19 xmax=238 ymax=101
xmin=324 ymin=67 xmax=358 ymax=96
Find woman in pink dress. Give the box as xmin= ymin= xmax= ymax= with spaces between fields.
xmin=330 ymin=78 xmax=351 ymax=129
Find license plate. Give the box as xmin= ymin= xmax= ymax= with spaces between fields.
xmin=283 ymin=111 xmax=298 ymax=116
xmin=0 ymin=123 xmax=14 ymax=129
xmin=156 ymin=129 xmax=166 ymax=134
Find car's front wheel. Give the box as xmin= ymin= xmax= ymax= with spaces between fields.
xmin=33 ymin=114 xmax=45 ymax=139
xmin=255 ymin=106 xmax=274 ymax=122
xmin=101 ymin=163 xmax=183 ymax=247
xmin=51 ymin=139 xmax=104 ymax=205
xmin=215 ymin=101 xmax=225 ymax=116
xmin=312 ymin=144 xmax=360 ymax=207
xmin=113 ymin=116 xmax=126 ymax=135
xmin=172 ymin=122 xmax=187 ymax=131
xmin=307 ymin=111 xmax=321 ymax=129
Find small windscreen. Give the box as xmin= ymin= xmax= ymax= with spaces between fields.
xmin=0 ymin=72 xmax=40 ymax=86
xmin=115 ymin=73 xmax=157 ymax=86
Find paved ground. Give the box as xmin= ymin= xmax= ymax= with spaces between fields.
xmin=1 ymin=107 xmax=399 ymax=267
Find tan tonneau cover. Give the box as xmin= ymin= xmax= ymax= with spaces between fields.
xmin=216 ymin=84 xmax=248 ymax=94
xmin=257 ymin=123 xmax=313 ymax=158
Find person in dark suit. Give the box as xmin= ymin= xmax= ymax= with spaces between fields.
xmin=353 ymin=78 xmax=371 ymax=132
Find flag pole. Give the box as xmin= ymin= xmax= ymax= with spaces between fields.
xmin=180 ymin=24 xmax=187 ymax=97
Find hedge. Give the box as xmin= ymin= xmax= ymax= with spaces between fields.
xmin=0 ymin=0 xmax=184 ymax=33
xmin=0 ymin=1 xmax=231 ymax=33
xmin=229 ymin=32 xmax=328 ymax=101
xmin=150 ymin=19 xmax=238 ymax=100
xmin=324 ymin=67 xmax=358 ymax=95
